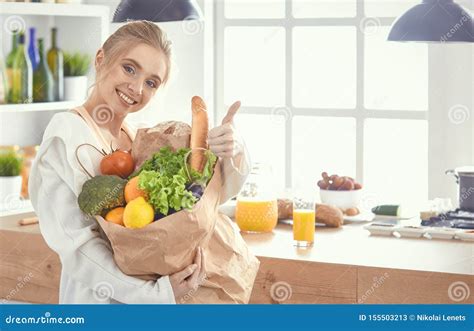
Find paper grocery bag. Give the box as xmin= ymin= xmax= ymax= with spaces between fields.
xmin=95 ymin=121 xmax=260 ymax=304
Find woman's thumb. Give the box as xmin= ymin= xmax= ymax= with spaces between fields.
xmin=222 ymin=101 xmax=241 ymax=125
xmin=178 ymin=264 xmax=198 ymax=280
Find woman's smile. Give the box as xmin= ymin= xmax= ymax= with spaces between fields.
xmin=116 ymin=89 xmax=138 ymax=106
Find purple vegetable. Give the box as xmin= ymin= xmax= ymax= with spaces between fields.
xmin=186 ymin=183 xmax=204 ymax=199
xmin=154 ymin=208 xmax=177 ymax=221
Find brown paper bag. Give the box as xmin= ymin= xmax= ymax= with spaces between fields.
xmin=95 ymin=121 xmax=260 ymax=304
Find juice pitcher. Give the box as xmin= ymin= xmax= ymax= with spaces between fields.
xmin=235 ymin=163 xmax=278 ymax=233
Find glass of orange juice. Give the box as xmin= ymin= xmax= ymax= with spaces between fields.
xmin=292 ymin=191 xmax=315 ymax=247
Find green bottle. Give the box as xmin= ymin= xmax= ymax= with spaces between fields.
xmin=33 ymin=38 xmax=54 ymax=102
xmin=11 ymin=33 xmax=33 ymax=104
xmin=0 ymin=52 xmax=6 ymax=104
xmin=6 ymin=31 xmax=19 ymax=103
xmin=47 ymin=27 xmax=64 ymax=101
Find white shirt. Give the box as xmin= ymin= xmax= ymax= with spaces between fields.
xmin=28 ymin=111 xmax=250 ymax=304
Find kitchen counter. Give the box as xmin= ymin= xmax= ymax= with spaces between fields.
xmin=241 ymin=221 xmax=473 ymax=304
xmin=0 ymin=213 xmax=472 ymax=304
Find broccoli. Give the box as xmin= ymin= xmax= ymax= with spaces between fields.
xmin=78 ymin=175 xmax=127 ymax=217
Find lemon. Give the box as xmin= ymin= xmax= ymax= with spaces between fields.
xmin=123 ymin=197 xmax=154 ymax=229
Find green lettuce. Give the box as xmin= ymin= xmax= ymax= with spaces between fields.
xmin=132 ymin=146 xmax=217 ymax=216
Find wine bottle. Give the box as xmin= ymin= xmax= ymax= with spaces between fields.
xmin=6 ymin=31 xmax=19 ymax=103
xmin=28 ymin=27 xmax=40 ymax=71
xmin=33 ymin=38 xmax=54 ymax=103
xmin=11 ymin=33 xmax=33 ymax=104
xmin=0 ymin=52 xmax=7 ymax=104
xmin=47 ymin=27 xmax=64 ymax=101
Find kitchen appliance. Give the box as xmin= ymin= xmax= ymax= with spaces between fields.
xmin=421 ymin=209 xmax=474 ymax=229
xmin=446 ymin=166 xmax=474 ymax=211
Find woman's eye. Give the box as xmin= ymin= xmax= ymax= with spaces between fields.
xmin=146 ymin=80 xmax=157 ymax=89
xmin=123 ymin=65 xmax=135 ymax=75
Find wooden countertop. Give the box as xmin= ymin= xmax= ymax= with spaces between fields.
xmin=1 ymin=212 xmax=473 ymax=304
xmin=1 ymin=213 xmax=472 ymax=276
xmin=240 ymin=221 xmax=473 ymax=276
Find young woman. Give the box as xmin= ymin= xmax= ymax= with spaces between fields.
xmin=28 ymin=21 xmax=250 ymax=304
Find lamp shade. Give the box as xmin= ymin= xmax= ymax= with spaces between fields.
xmin=387 ymin=0 xmax=474 ymax=42
xmin=113 ymin=0 xmax=203 ymax=23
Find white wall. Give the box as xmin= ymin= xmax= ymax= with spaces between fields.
xmin=84 ymin=0 xmax=212 ymax=127
xmin=428 ymin=0 xmax=474 ymax=205
xmin=429 ymin=43 xmax=474 ymax=204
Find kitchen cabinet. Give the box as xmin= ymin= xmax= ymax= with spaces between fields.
xmin=0 ymin=215 xmax=472 ymax=304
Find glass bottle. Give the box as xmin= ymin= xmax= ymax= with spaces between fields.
xmin=33 ymin=38 xmax=54 ymax=102
xmin=28 ymin=27 xmax=40 ymax=71
xmin=6 ymin=31 xmax=19 ymax=103
xmin=235 ymin=163 xmax=278 ymax=233
xmin=11 ymin=33 xmax=33 ymax=104
xmin=47 ymin=27 xmax=64 ymax=101
xmin=0 ymin=47 xmax=7 ymax=104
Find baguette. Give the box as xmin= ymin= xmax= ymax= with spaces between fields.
xmin=277 ymin=199 xmax=344 ymax=228
xmin=190 ymin=96 xmax=209 ymax=172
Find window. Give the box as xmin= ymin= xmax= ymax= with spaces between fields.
xmin=216 ymin=0 xmax=429 ymax=207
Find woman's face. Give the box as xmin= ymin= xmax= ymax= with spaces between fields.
xmin=96 ymin=43 xmax=168 ymax=115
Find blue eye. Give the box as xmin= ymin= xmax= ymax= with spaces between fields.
xmin=123 ymin=65 xmax=135 ymax=75
xmin=146 ymin=80 xmax=157 ymax=89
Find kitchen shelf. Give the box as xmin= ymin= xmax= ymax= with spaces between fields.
xmin=0 ymin=101 xmax=82 ymax=113
xmin=0 ymin=2 xmax=109 ymax=147
xmin=0 ymin=2 xmax=109 ymax=18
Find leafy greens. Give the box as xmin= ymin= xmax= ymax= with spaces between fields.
xmin=132 ymin=147 xmax=217 ymax=216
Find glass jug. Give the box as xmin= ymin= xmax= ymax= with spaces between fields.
xmin=235 ymin=163 xmax=278 ymax=233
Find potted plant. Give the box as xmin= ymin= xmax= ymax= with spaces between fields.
xmin=0 ymin=150 xmax=23 ymax=207
xmin=63 ymin=52 xmax=91 ymax=101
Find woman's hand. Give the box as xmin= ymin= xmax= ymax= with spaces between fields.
xmin=208 ymin=101 xmax=243 ymax=159
xmin=169 ymin=247 xmax=206 ymax=302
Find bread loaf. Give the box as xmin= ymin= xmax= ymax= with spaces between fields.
xmin=147 ymin=121 xmax=191 ymax=136
xmin=190 ymin=96 xmax=209 ymax=172
xmin=132 ymin=121 xmax=191 ymax=169
xmin=277 ymin=199 xmax=344 ymax=228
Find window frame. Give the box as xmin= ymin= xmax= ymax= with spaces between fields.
xmin=214 ymin=0 xmax=431 ymax=194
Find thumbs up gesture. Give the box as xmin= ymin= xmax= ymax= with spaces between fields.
xmin=208 ymin=101 xmax=242 ymax=159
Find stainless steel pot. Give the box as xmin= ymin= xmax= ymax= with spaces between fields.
xmin=446 ymin=166 xmax=474 ymax=211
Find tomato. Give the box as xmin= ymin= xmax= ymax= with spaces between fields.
xmin=100 ymin=150 xmax=135 ymax=178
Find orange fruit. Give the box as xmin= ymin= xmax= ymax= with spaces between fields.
xmin=124 ymin=176 xmax=148 ymax=203
xmin=105 ymin=207 xmax=125 ymax=226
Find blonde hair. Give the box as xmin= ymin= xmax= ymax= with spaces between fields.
xmin=96 ymin=20 xmax=172 ymax=85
